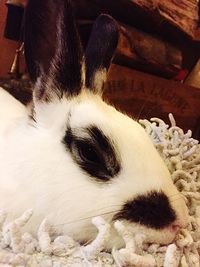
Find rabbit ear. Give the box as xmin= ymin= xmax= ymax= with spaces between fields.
xmin=85 ymin=14 xmax=119 ymax=94
xmin=24 ymin=0 xmax=84 ymax=101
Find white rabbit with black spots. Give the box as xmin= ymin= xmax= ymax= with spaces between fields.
xmin=0 ymin=0 xmax=188 ymax=249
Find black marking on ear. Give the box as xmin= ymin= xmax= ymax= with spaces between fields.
xmin=24 ymin=0 xmax=55 ymax=83
xmin=114 ymin=191 xmax=176 ymax=229
xmin=24 ymin=0 xmax=83 ymax=99
xmin=53 ymin=2 xmax=83 ymax=95
xmin=85 ymin=14 xmax=119 ymax=93
xmin=63 ymin=125 xmax=121 ymax=181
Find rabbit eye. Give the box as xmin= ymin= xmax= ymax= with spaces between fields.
xmin=63 ymin=125 xmax=121 ymax=181
xmin=78 ymin=142 xmax=101 ymax=164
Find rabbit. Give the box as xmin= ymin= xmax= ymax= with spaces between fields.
xmin=0 ymin=0 xmax=189 ymax=250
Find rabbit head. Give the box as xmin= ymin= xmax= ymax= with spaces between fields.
xmin=20 ymin=0 xmax=189 ymax=248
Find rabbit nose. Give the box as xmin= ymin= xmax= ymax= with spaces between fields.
xmin=170 ymin=193 xmax=189 ymax=229
xmin=169 ymin=216 xmax=189 ymax=233
xmin=169 ymin=223 xmax=181 ymax=233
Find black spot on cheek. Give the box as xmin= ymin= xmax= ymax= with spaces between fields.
xmin=114 ymin=191 xmax=176 ymax=229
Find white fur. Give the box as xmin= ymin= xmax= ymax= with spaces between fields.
xmin=0 ymin=87 xmax=188 ymax=249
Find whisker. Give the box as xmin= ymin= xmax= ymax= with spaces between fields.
xmin=82 ymin=238 xmax=94 ymax=246
xmin=135 ymin=99 xmax=148 ymax=121
xmin=52 ymin=209 xmax=120 ymax=228
xmin=169 ymin=197 xmax=184 ymax=204
xmin=140 ymin=105 xmax=156 ymax=121
xmin=79 ymin=204 xmax=122 ymax=215
xmin=168 ymin=192 xmax=187 ymax=203
xmin=168 ymin=193 xmax=183 ymax=199
xmin=50 ymin=184 xmax=100 ymax=203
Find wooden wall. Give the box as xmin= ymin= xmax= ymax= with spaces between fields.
xmin=0 ymin=0 xmax=19 ymax=78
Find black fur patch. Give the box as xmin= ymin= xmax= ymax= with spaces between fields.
xmin=24 ymin=0 xmax=83 ymax=99
xmin=114 ymin=191 xmax=176 ymax=229
xmin=85 ymin=14 xmax=119 ymax=92
xmin=63 ymin=126 xmax=121 ymax=181
xmin=53 ymin=1 xmax=83 ymax=95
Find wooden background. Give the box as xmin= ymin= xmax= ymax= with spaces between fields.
xmin=0 ymin=0 xmax=19 ymax=77
xmin=104 ymin=65 xmax=200 ymax=139
xmin=0 ymin=0 xmax=20 ymax=78
xmin=0 ymin=0 xmax=200 ymax=140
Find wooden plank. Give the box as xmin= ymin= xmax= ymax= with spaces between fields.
xmin=130 ymin=0 xmax=200 ymax=40
xmin=75 ymin=0 xmax=200 ymax=41
xmin=104 ymin=64 xmax=200 ymax=140
xmin=117 ymin=24 xmax=182 ymax=78
xmin=79 ymin=21 xmax=183 ymax=78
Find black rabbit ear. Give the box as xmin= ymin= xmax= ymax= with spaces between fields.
xmin=85 ymin=14 xmax=119 ymax=94
xmin=24 ymin=0 xmax=84 ymax=101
